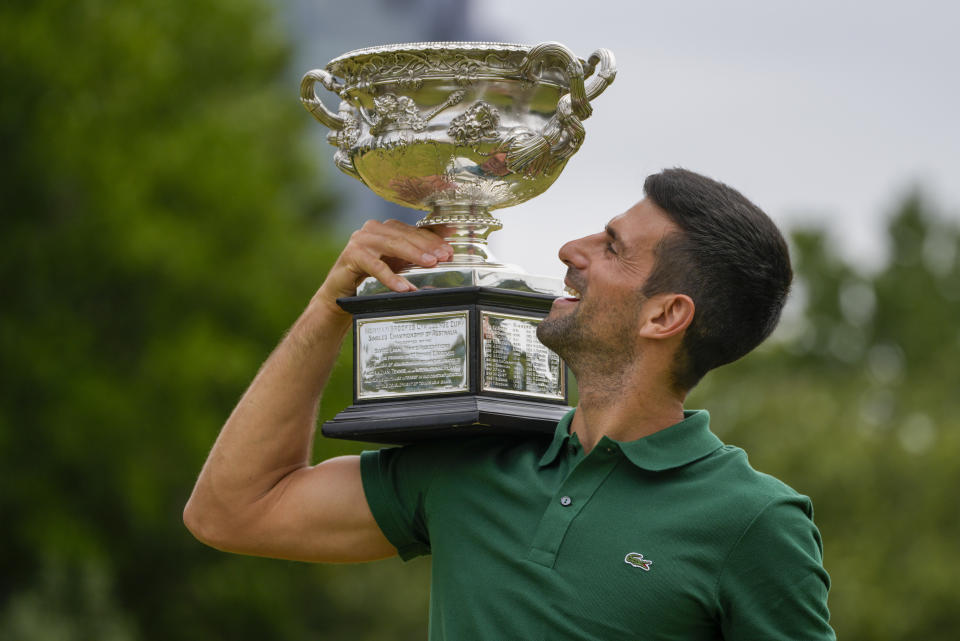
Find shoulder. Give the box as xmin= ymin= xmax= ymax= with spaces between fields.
xmin=698 ymin=443 xmax=813 ymax=515
xmin=671 ymin=442 xmax=818 ymax=568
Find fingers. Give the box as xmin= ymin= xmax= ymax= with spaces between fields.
xmin=356 ymin=248 xmax=417 ymax=294
xmin=325 ymin=219 xmax=453 ymax=298
xmin=360 ymin=220 xmax=451 ymax=270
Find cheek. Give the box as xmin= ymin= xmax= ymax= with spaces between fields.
xmin=590 ymin=294 xmax=641 ymax=329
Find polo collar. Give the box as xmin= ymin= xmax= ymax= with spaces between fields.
xmin=539 ymin=409 xmax=723 ymax=472
xmin=538 ymin=409 xmax=577 ymax=467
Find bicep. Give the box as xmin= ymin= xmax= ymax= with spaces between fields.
xmin=221 ymin=455 xmax=397 ymax=563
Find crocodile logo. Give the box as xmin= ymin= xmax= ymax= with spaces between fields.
xmin=624 ymin=552 xmax=653 ymax=571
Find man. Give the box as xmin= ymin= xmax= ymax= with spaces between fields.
xmin=184 ymin=168 xmax=835 ymax=639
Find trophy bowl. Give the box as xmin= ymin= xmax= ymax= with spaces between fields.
xmin=301 ymin=42 xmax=616 ymax=282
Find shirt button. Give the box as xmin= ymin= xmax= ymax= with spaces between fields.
xmin=560 ymin=496 xmax=573 ymax=507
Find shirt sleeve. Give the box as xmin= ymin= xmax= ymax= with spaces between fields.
xmin=360 ymin=446 xmax=436 ymax=561
xmin=717 ymin=495 xmax=836 ymax=640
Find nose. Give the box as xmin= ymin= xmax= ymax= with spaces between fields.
xmin=558 ymin=233 xmax=595 ymax=269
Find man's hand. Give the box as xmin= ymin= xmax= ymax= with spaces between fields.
xmin=315 ymin=219 xmax=453 ymax=309
xmin=183 ymin=219 xmax=451 ymax=563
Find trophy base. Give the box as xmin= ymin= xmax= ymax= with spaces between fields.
xmin=321 ymin=286 xmax=571 ymax=444
xmin=322 ymin=395 xmax=570 ymax=443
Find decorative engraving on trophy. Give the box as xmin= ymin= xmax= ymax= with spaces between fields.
xmin=368 ymin=90 xmax=466 ymax=136
xmin=329 ymin=47 xmax=528 ymax=91
xmin=396 ymin=70 xmax=423 ymax=91
xmin=449 ymin=180 xmax=512 ymax=208
xmin=480 ymin=312 xmax=565 ymax=400
xmin=424 ymin=90 xmax=467 ymax=119
xmin=335 ymin=104 xmax=361 ymax=151
xmin=327 ymin=104 xmax=362 ymax=179
xmin=369 ymin=94 xmax=426 ymax=135
xmin=357 ymin=311 xmax=470 ymax=399
xmin=497 ymin=106 xmax=586 ymax=177
xmin=498 ymin=127 xmax=552 ymax=176
xmin=447 ymin=101 xmax=501 ymax=146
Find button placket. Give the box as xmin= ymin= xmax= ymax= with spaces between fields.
xmin=527 ymin=451 xmax=621 ymax=568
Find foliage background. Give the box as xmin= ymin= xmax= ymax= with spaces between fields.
xmin=1 ymin=1 xmax=957 ymax=639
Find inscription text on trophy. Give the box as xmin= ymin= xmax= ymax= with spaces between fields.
xmin=481 ymin=312 xmax=565 ymax=400
xmin=356 ymin=311 xmax=469 ymax=399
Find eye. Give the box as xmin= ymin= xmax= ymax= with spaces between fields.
xmin=605 ymin=242 xmax=617 ymax=255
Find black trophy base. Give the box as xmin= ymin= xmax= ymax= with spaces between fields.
xmin=321 ymin=286 xmax=572 ymax=444
xmin=321 ymin=395 xmax=570 ymax=444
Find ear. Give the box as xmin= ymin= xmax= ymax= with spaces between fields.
xmin=638 ymin=293 xmax=695 ymax=340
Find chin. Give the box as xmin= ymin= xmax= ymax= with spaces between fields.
xmin=536 ymin=314 xmax=574 ymax=356
xmin=535 ymin=318 xmax=557 ymax=350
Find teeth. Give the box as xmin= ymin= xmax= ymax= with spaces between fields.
xmin=564 ymin=285 xmax=581 ymax=299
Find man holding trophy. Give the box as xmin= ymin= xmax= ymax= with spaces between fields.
xmin=185 ymin=42 xmax=834 ymax=639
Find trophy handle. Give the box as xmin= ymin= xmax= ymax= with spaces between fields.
xmin=300 ymin=70 xmax=363 ymax=181
xmin=519 ymin=42 xmax=591 ymax=120
xmin=300 ymin=69 xmax=346 ymax=130
xmin=582 ymin=48 xmax=617 ymax=102
xmin=504 ymin=46 xmax=617 ymax=176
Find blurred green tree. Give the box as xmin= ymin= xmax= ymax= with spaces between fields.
xmin=0 ymin=0 xmax=428 ymax=639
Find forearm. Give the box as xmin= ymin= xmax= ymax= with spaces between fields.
xmin=184 ymin=296 xmax=350 ymax=533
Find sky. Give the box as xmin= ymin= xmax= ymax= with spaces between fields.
xmin=291 ymin=0 xmax=959 ymax=279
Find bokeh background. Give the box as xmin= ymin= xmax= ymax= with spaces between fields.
xmin=2 ymin=0 xmax=958 ymax=639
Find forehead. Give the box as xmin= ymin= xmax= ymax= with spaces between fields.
xmin=607 ymin=199 xmax=678 ymax=250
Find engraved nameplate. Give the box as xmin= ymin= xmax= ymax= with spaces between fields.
xmin=480 ymin=312 xmax=565 ymax=400
xmin=356 ymin=311 xmax=469 ymax=400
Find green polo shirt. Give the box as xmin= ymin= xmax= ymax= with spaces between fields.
xmin=360 ymin=409 xmax=834 ymax=640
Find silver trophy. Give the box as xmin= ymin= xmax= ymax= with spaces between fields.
xmin=301 ymin=42 xmax=616 ymax=442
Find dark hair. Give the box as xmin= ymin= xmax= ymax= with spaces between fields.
xmin=642 ymin=168 xmax=792 ymax=391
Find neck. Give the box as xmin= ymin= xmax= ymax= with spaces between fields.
xmin=570 ymin=367 xmax=686 ymax=453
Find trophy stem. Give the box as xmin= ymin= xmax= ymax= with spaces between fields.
xmin=415 ymin=204 xmax=503 ymax=267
